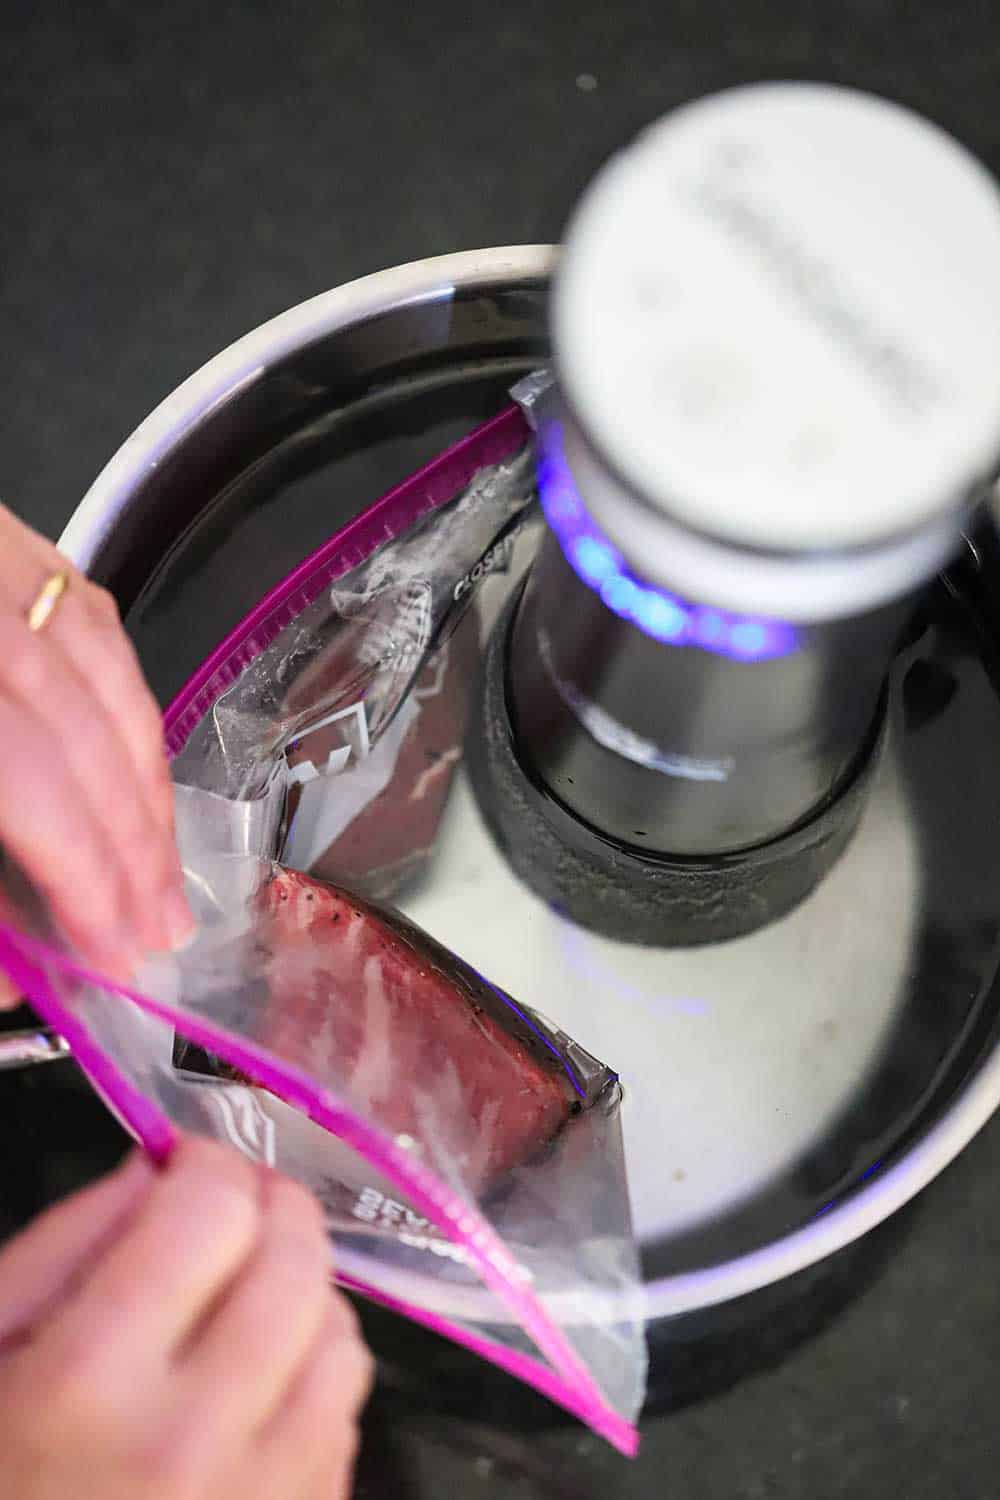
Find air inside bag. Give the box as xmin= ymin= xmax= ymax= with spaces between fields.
xmin=0 ymin=406 xmax=647 ymax=1449
xmin=13 ymin=856 xmax=645 ymax=1448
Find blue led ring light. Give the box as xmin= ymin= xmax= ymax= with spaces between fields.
xmin=538 ymin=424 xmax=798 ymax=663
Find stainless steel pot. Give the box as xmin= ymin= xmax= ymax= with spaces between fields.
xmin=11 ymin=247 xmax=1000 ymax=1330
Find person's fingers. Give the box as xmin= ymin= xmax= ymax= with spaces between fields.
xmin=0 ymin=530 xmax=193 ymax=947
xmin=56 ymin=583 xmax=193 ymax=948
xmin=54 ymin=582 xmax=179 ymax=847
xmin=0 ymin=1152 xmax=155 ymax=1350
xmin=179 ymin=1174 xmax=333 ymax=1437
xmin=0 ymin=692 xmax=140 ymax=976
xmin=30 ymin=1138 xmax=262 ymax=1374
xmin=0 ymin=507 xmax=67 ymax=594
xmin=305 ymin=1439 xmax=363 ymax=1500
xmin=0 ymin=506 xmax=192 ymax=953
xmin=0 ymin=973 xmax=22 ymax=1009
xmin=0 ymin=613 xmax=184 ymax=957
xmin=253 ymin=1299 xmax=374 ymax=1500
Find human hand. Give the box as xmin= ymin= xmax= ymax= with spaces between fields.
xmin=0 ymin=1137 xmax=373 ymax=1500
xmin=0 ymin=503 xmax=192 ymax=1009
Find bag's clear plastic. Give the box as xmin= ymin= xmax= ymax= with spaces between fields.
xmin=0 ymin=399 xmax=647 ymax=1454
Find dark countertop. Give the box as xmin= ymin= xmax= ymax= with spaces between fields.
xmin=3 ymin=3 xmax=1000 ymax=1494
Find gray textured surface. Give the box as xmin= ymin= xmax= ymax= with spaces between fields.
xmin=3 ymin=2 xmax=1000 ymax=1494
xmin=466 ymin=588 xmax=877 ymax=944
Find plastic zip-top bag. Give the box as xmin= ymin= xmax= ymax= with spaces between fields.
xmin=0 ymin=400 xmax=647 ymax=1455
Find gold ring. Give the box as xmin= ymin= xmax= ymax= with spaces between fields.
xmin=27 ymin=571 xmax=69 ymax=633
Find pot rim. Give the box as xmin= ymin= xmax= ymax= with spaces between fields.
xmin=58 ymin=244 xmax=1000 ymax=1322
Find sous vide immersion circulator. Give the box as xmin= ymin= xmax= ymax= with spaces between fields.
xmin=468 ymin=83 xmax=1000 ymax=944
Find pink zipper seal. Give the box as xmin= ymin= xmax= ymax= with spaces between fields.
xmin=163 ymin=404 xmax=529 ymax=757
xmin=0 ymin=923 xmax=639 ymax=1457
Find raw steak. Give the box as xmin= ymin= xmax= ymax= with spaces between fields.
xmin=284 ymin=609 xmax=480 ymax=901
xmin=252 ymin=867 xmax=578 ymax=1192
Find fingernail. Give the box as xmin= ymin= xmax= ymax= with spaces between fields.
xmin=165 ymin=885 xmax=196 ymax=952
